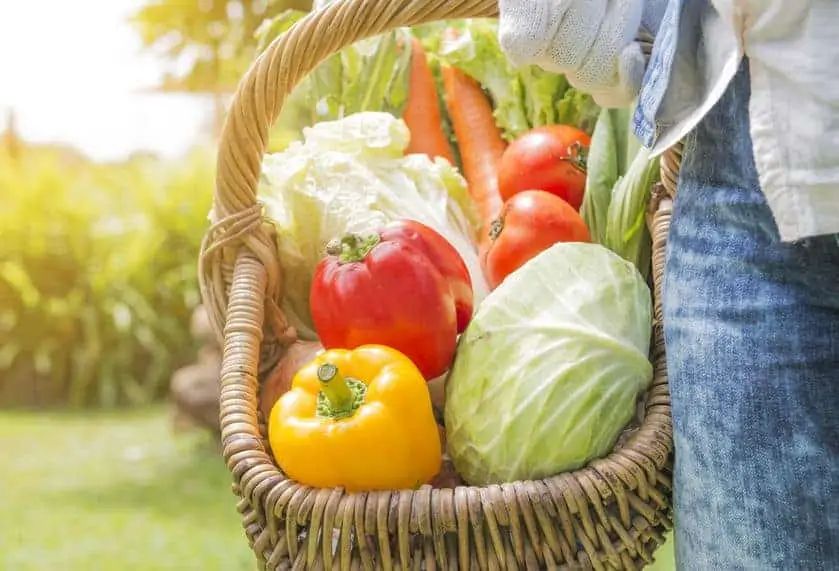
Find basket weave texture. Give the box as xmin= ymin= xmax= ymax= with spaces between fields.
xmin=198 ymin=0 xmax=681 ymax=568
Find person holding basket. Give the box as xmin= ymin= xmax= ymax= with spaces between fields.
xmin=498 ymin=0 xmax=839 ymax=569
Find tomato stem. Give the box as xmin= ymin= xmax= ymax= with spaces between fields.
xmin=560 ymin=140 xmax=588 ymax=174
xmin=488 ymin=213 xmax=505 ymax=243
xmin=326 ymin=233 xmax=382 ymax=264
xmin=316 ymin=363 xmax=367 ymax=420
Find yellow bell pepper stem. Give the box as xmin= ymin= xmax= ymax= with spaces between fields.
xmin=315 ymin=362 xmax=364 ymax=419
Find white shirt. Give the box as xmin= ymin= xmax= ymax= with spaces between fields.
xmin=650 ymin=0 xmax=839 ymax=242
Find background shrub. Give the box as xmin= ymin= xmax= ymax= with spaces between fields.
xmin=0 ymin=147 xmax=214 ymax=407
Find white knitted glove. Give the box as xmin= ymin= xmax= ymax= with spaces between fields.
xmin=498 ymin=0 xmax=664 ymax=108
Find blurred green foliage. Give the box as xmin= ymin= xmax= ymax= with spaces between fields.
xmin=0 ymin=147 xmax=214 ymax=408
xmin=131 ymin=0 xmax=313 ymax=95
xmin=0 ymin=0 xmax=318 ymax=409
xmin=131 ymin=0 xmax=316 ymax=146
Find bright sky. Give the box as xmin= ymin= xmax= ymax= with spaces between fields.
xmin=0 ymin=0 xmax=213 ymax=162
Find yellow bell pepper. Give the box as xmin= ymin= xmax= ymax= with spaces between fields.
xmin=268 ymin=344 xmax=442 ymax=492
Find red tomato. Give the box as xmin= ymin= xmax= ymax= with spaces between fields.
xmin=310 ymin=220 xmax=473 ymax=380
xmin=483 ymin=190 xmax=591 ymax=289
xmin=497 ymin=125 xmax=591 ymax=210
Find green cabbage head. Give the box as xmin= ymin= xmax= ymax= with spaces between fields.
xmin=444 ymin=242 xmax=653 ymax=485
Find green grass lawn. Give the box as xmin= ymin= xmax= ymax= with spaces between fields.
xmin=649 ymin=532 xmax=676 ymax=571
xmin=0 ymin=407 xmax=254 ymax=571
xmin=0 ymin=406 xmax=676 ymax=571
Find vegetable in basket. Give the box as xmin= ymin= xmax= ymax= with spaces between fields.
xmin=445 ymin=242 xmax=653 ymax=485
xmin=258 ymin=112 xmax=488 ymax=340
xmin=580 ymin=109 xmax=623 ymax=245
xmin=497 ymin=125 xmax=592 ymax=211
xmin=310 ymin=220 xmax=473 ymax=380
xmin=268 ymin=345 xmax=442 ymax=491
xmin=440 ymin=65 xmax=506 ymax=250
xmin=258 ymin=341 xmax=324 ymax=421
xmin=256 ymin=10 xmax=452 ymax=162
xmin=602 ymin=146 xmax=660 ymax=282
xmin=403 ymin=37 xmax=456 ymax=163
xmin=258 ymin=11 xmax=411 ymax=123
xmin=430 ymin=19 xmax=601 ymax=141
xmin=580 ymin=107 xmax=640 ymax=243
xmin=483 ymin=190 xmax=590 ymax=289
xmin=578 ymin=107 xmax=659 ymax=281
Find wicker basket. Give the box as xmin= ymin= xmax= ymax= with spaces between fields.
xmin=198 ymin=0 xmax=681 ymax=568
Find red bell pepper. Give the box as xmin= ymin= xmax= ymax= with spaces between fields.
xmin=310 ymin=220 xmax=473 ymax=379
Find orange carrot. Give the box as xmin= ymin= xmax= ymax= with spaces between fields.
xmin=403 ymin=38 xmax=456 ymax=164
xmin=441 ymin=65 xmax=507 ymax=229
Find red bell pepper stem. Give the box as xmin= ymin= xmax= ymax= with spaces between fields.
xmin=325 ymin=233 xmax=382 ymax=264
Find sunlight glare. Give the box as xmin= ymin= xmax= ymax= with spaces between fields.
xmin=0 ymin=0 xmax=213 ymax=162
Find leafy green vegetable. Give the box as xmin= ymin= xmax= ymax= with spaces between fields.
xmin=603 ymin=147 xmax=660 ymax=281
xmin=517 ymin=66 xmax=562 ymax=127
xmin=255 ymin=10 xmax=413 ymax=129
xmin=431 ymin=19 xmax=599 ymax=140
xmin=434 ymin=19 xmax=529 ymax=140
xmin=581 ymin=109 xmax=620 ymax=244
xmin=258 ymin=112 xmax=488 ymax=340
xmin=445 ymin=242 xmax=653 ymax=485
xmin=555 ymin=86 xmax=601 ymax=135
xmin=611 ymin=108 xmax=639 ymax=175
xmin=313 ymin=31 xmax=413 ymax=120
xmin=581 ymin=106 xmax=654 ymax=277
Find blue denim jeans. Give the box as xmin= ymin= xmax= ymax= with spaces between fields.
xmin=664 ymin=61 xmax=839 ymax=569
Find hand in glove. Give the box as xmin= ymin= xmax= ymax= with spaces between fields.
xmin=498 ymin=0 xmax=668 ymax=108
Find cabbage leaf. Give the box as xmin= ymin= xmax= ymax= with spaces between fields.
xmin=445 ymin=242 xmax=652 ymax=485
xmin=259 ymin=112 xmax=488 ymax=340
